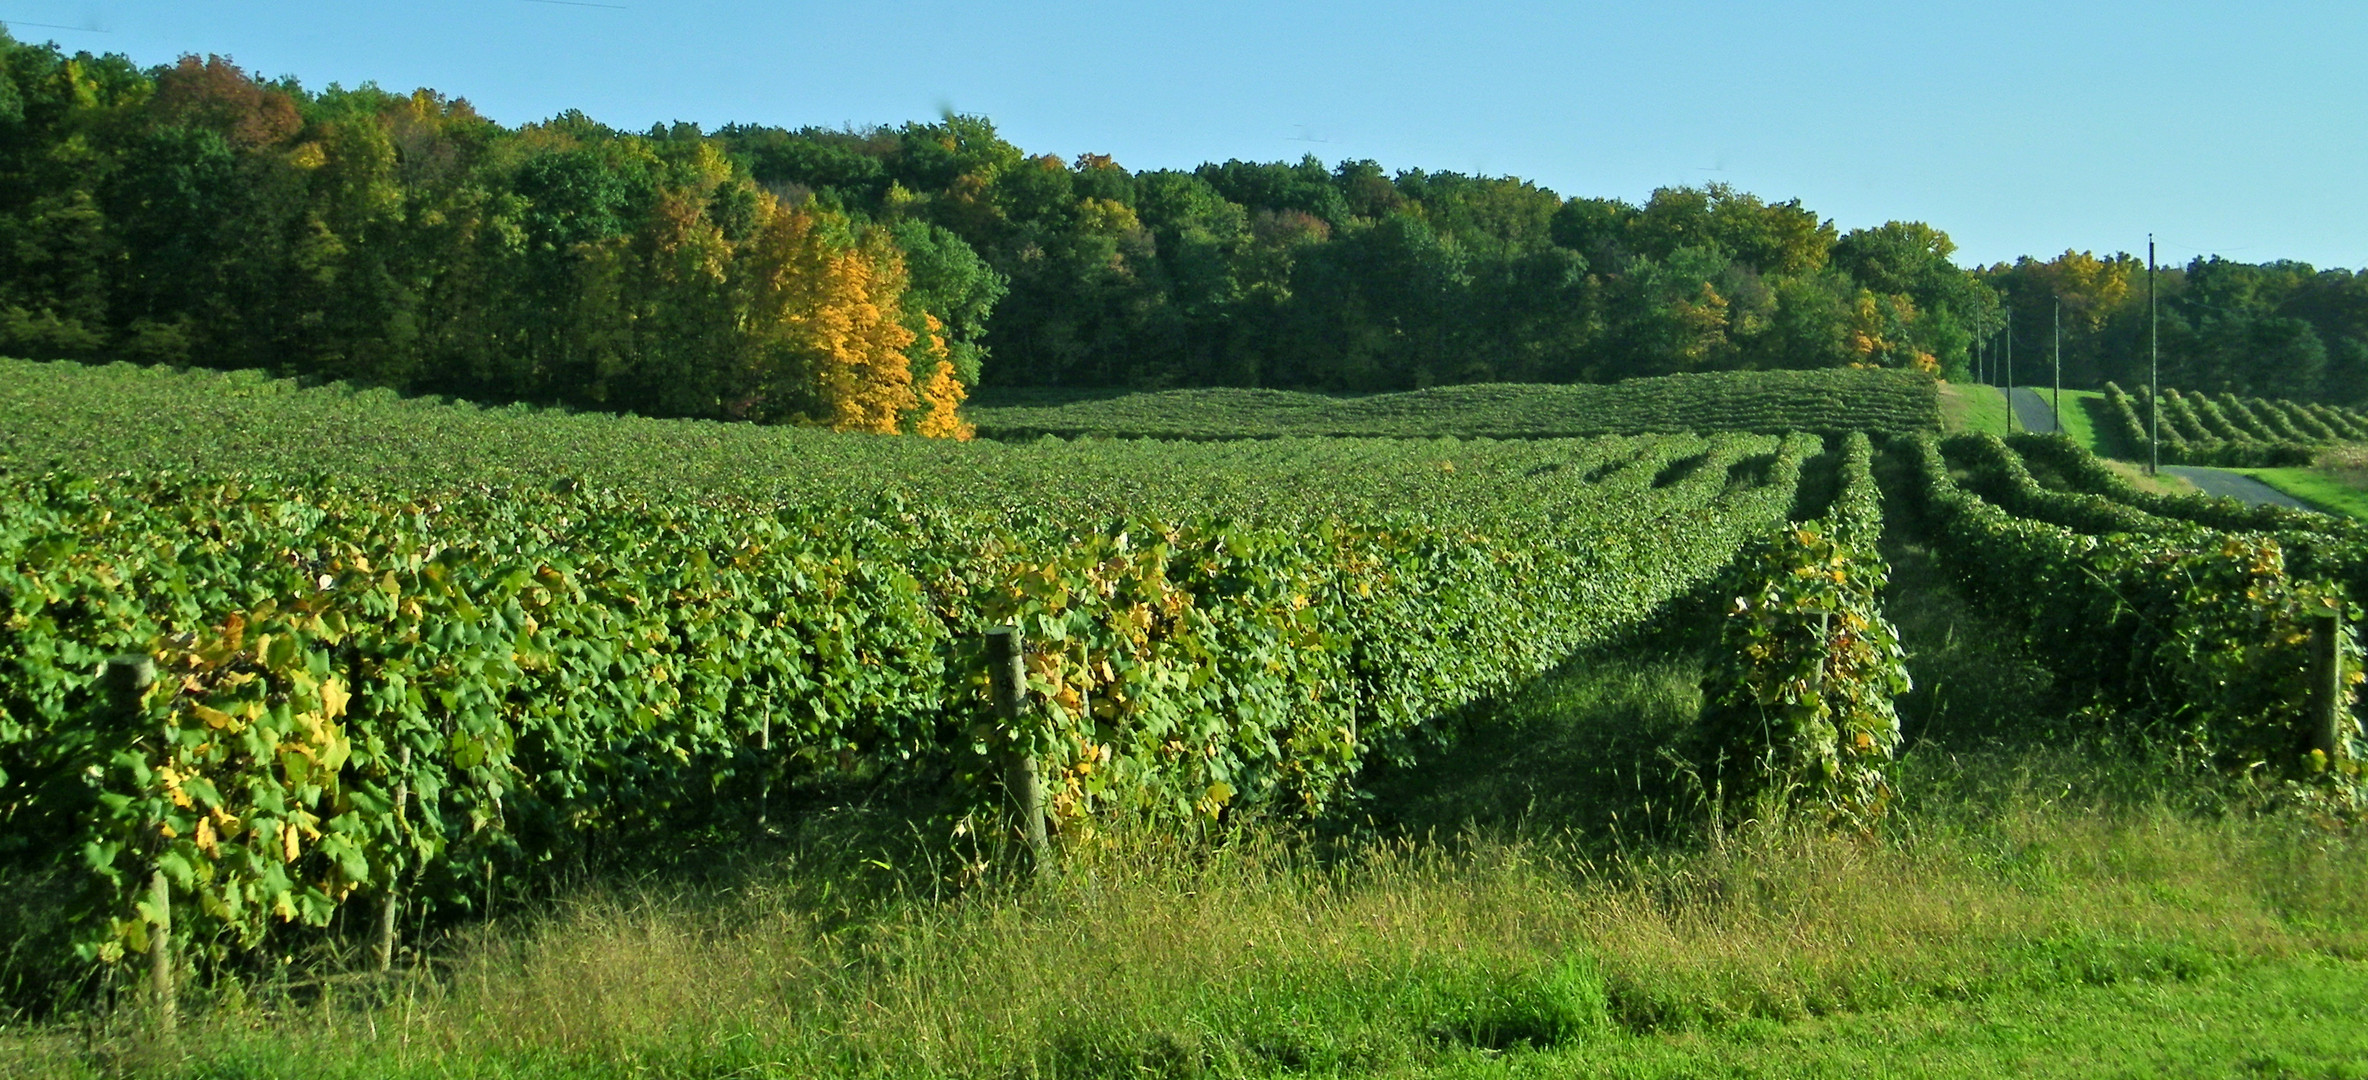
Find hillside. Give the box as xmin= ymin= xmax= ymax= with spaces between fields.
xmin=966 ymin=368 xmax=1941 ymax=440
xmin=0 ymin=363 xmax=1938 ymax=499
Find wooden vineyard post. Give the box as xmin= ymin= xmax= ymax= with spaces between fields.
xmin=147 ymin=869 xmax=172 ymax=1033
xmin=986 ymin=627 xmax=1049 ymax=872
xmin=374 ymin=745 xmax=412 ymax=974
xmin=2309 ymin=607 xmax=2345 ymax=761
xmin=1807 ymin=612 xmax=1831 ymax=695
xmin=103 ymin=656 xmax=171 ymax=1035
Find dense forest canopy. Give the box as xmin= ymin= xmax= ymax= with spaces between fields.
xmin=3 ymin=30 xmax=2365 ymax=421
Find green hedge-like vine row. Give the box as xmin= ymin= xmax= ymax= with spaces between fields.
xmin=1946 ymin=433 xmax=2186 ymax=537
xmin=1906 ymin=434 xmax=2362 ymax=784
xmin=1983 ymin=434 xmax=2368 ymax=611
xmin=1698 ymin=433 xmax=1908 ymax=828
xmin=0 ymin=432 xmax=1814 ymax=967
xmin=2306 ymin=401 xmax=2368 ymax=441
xmin=2006 ymin=434 xmax=2357 ymax=540
xmin=2226 ymin=395 xmax=2321 ymax=443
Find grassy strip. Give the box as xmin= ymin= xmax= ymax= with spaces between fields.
xmin=1421 ymin=958 xmax=2368 ymax=1078
xmin=1938 ymin=383 xmax=2010 ymax=436
xmin=2100 ymin=456 xmax=2200 ymax=496
xmin=23 ymin=961 xmax=2368 ymax=1078
xmin=2045 ymin=388 xmax=2109 ymax=456
xmin=2227 ymin=467 xmax=2368 ymax=521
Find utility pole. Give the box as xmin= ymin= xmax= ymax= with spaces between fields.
xmin=2149 ymin=234 xmax=2159 ymax=476
xmin=2053 ymin=297 xmax=2062 ymax=434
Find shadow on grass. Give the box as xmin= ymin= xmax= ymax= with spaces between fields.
xmin=1872 ymin=440 xmax=2069 ymax=751
xmin=1346 ymin=619 xmax=1717 ymax=852
xmin=1352 ymin=437 xmax=2084 ymax=852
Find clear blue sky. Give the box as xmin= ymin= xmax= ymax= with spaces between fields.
xmin=5 ymin=1 xmax=2361 ymax=270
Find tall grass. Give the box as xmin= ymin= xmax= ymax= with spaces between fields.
xmin=9 ymin=750 xmax=2362 ymax=1079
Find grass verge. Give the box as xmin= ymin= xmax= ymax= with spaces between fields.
xmin=2228 ymin=464 xmax=2368 ymax=521
xmin=1938 ymin=383 xmax=2010 ymax=437
xmin=2046 ymin=388 xmax=2109 ymax=456
xmin=2105 ymin=456 xmax=2201 ymax=496
xmin=1417 ymin=957 xmax=2368 ymax=1078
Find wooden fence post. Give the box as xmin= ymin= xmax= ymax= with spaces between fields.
xmin=756 ymin=709 xmax=772 ymax=831
xmin=2309 ymin=607 xmax=2345 ymax=760
xmin=985 ymin=627 xmax=1048 ymax=871
xmin=103 ymin=655 xmax=171 ymax=1036
xmin=374 ymin=745 xmax=412 ymax=974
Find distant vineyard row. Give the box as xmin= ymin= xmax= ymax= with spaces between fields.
xmin=2097 ymin=382 xmax=2368 ymax=466
xmin=963 ymin=368 xmax=1942 ymax=441
xmin=0 ymin=358 xmax=1728 ymax=523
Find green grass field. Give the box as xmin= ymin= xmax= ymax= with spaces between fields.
xmin=1943 ymin=384 xmax=2110 ymax=451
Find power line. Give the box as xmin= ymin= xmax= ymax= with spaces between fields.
xmin=0 ymin=18 xmax=108 ymax=32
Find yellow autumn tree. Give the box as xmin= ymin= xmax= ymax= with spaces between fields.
xmin=911 ymin=313 xmax=975 ymax=440
xmin=1847 ymin=291 xmax=1939 ymax=373
xmin=820 ymin=230 xmax=921 ymax=433
xmin=2026 ymin=249 xmax=2137 ymax=332
xmin=735 ymin=199 xmax=918 ymax=431
xmin=1670 ymin=281 xmax=1731 ymax=369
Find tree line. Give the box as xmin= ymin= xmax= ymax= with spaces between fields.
xmin=1983 ymin=252 xmax=2368 ymax=404
xmin=3 ymin=30 xmax=2363 ymax=419
xmin=0 ymin=40 xmax=985 ymax=433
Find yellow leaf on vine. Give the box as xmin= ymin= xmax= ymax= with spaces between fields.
xmin=320 ymin=677 xmax=350 ymax=720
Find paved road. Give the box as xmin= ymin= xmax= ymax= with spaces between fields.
xmin=2161 ymin=465 xmax=2324 ymax=513
xmin=2007 ymin=386 xmax=2065 ymax=434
